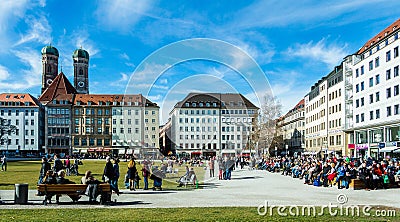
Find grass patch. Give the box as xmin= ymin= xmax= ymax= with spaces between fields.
xmin=0 ymin=160 xmax=205 ymax=190
xmin=0 ymin=207 xmax=398 ymax=222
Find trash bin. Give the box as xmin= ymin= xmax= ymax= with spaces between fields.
xmin=14 ymin=183 xmax=29 ymax=204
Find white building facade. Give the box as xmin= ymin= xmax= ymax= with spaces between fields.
xmin=170 ymin=93 xmax=258 ymax=158
xmin=0 ymin=93 xmax=45 ymax=156
xmin=349 ymin=19 xmax=400 ymax=158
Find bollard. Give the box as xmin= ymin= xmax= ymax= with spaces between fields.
xmin=14 ymin=183 xmax=29 ymax=204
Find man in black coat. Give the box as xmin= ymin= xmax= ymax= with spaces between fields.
xmin=38 ymin=157 xmax=51 ymax=184
xmin=102 ymin=156 xmax=114 ymax=183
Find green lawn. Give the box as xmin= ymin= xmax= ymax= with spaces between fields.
xmin=0 ymin=207 xmax=398 ymax=221
xmin=0 ymin=160 xmax=205 ymax=190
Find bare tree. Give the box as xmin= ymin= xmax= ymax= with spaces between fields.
xmin=0 ymin=117 xmax=17 ymax=152
xmin=252 ymin=94 xmax=282 ymax=156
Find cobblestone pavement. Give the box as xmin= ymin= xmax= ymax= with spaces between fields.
xmin=0 ymin=168 xmax=399 ymax=209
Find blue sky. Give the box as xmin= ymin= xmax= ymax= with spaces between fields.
xmin=1 ymin=0 xmax=400 ymax=123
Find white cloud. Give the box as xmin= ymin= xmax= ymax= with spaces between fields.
xmin=232 ymin=0 xmax=391 ymax=29
xmin=0 ymin=65 xmax=10 ymax=81
xmin=96 ymin=0 xmax=155 ymax=32
xmin=287 ymin=38 xmax=348 ymax=68
xmin=75 ymin=31 xmax=100 ymax=57
xmin=120 ymin=53 xmax=130 ymax=60
xmin=111 ymin=73 xmax=129 ymax=87
xmin=0 ymin=48 xmax=42 ymax=91
xmin=14 ymin=14 xmax=52 ymax=46
xmin=159 ymin=78 xmax=168 ymax=84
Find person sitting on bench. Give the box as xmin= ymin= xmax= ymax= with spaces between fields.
xmin=55 ymin=170 xmax=77 ymax=203
xmin=82 ymin=171 xmax=101 ymax=203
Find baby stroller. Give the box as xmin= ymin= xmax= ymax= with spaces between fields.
xmin=150 ymin=168 xmax=165 ymax=191
xmin=150 ymin=174 xmax=163 ymax=190
xmin=69 ymin=164 xmax=79 ymax=176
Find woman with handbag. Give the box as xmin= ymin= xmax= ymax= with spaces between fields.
xmin=127 ymin=158 xmax=137 ymax=191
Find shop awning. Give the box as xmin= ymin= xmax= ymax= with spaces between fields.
xmin=379 ymin=147 xmax=400 ymax=152
xmin=118 ymin=149 xmax=125 ymax=154
xmin=221 ymin=150 xmax=236 ymax=154
xmin=88 ymin=148 xmax=95 ymax=152
xmin=191 ymin=151 xmax=202 ymax=155
xmin=103 ymin=148 xmax=111 ymax=152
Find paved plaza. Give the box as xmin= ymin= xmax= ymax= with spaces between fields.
xmin=0 ymin=168 xmax=399 ymax=209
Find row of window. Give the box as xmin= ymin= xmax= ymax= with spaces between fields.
xmin=184 ymin=102 xmax=218 ymax=108
xmin=48 ymin=108 xmax=70 ymax=115
xmin=179 ymin=134 xmax=218 ymax=140
xmin=179 ymin=143 xmax=219 ymax=149
xmin=306 ymin=109 xmax=325 ymax=124
xmin=179 ymin=109 xmax=218 ymax=115
xmin=306 ymin=96 xmax=325 ymax=113
xmin=0 ymin=109 xmax=35 ymax=116
xmin=306 ymin=122 xmax=326 ymax=135
xmin=74 ymin=138 xmax=111 ymax=146
xmin=356 ymin=67 xmax=399 ymax=92
xmin=74 ymin=108 xmax=110 ymax=116
xmin=355 ymin=85 xmax=399 ymax=108
xmin=328 ymin=119 xmax=342 ymax=129
xmin=328 ymin=89 xmax=342 ymax=101
xmin=356 ymin=46 xmax=399 ymax=77
xmin=179 ymin=126 xmax=218 ymax=132
xmin=112 ymin=118 xmax=140 ymax=125
xmin=356 ymin=105 xmax=400 ymax=123
xmin=329 ymin=104 xmax=342 ymax=114
xmin=179 ymin=117 xmax=217 ymax=124
xmin=0 ymin=138 xmax=35 ymax=146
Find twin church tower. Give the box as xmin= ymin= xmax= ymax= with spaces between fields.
xmin=41 ymin=45 xmax=90 ymax=94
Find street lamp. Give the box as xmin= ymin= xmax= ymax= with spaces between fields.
xmin=285 ymin=144 xmax=288 ymax=157
xmin=247 ymin=131 xmax=252 ymax=159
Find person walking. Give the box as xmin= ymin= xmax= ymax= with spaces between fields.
xmin=1 ymin=155 xmax=7 ymax=171
xmin=64 ymin=157 xmax=71 ymax=176
xmin=53 ymin=154 xmax=63 ymax=173
xmin=208 ymin=158 xmax=215 ymax=177
xmin=111 ymin=158 xmax=120 ymax=195
xmin=103 ymin=156 xmax=118 ymax=194
xmin=38 ymin=157 xmax=51 ymax=184
xmin=141 ymin=163 xmax=150 ymax=190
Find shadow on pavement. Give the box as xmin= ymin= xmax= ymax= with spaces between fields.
xmin=232 ymin=176 xmax=262 ymax=180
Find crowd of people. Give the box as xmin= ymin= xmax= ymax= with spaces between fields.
xmin=256 ymin=155 xmax=400 ymax=190
xmin=36 ymin=154 xmax=167 ymax=204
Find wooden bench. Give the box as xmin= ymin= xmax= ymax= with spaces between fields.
xmin=37 ymin=184 xmax=112 ymax=205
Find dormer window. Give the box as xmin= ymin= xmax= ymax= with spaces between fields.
xmin=52 ymin=100 xmax=57 ymax=104
xmin=199 ymin=103 xmax=203 ymax=107
xmin=206 ymin=103 xmax=210 ymax=107
xmin=5 ymin=95 xmax=10 ymax=99
xmin=99 ymin=101 xmax=103 ymax=105
xmin=185 ymin=102 xmax=189 ymax=107
xmin=88 ymin=101 xmax=92 ymax=106
xmin=192 ymin=103 xmax=196 ymax=107
xmin=24 ymin=102 xmax=30 ymax=106
xmin=76 ymin=101 xmax=81 ymax=105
